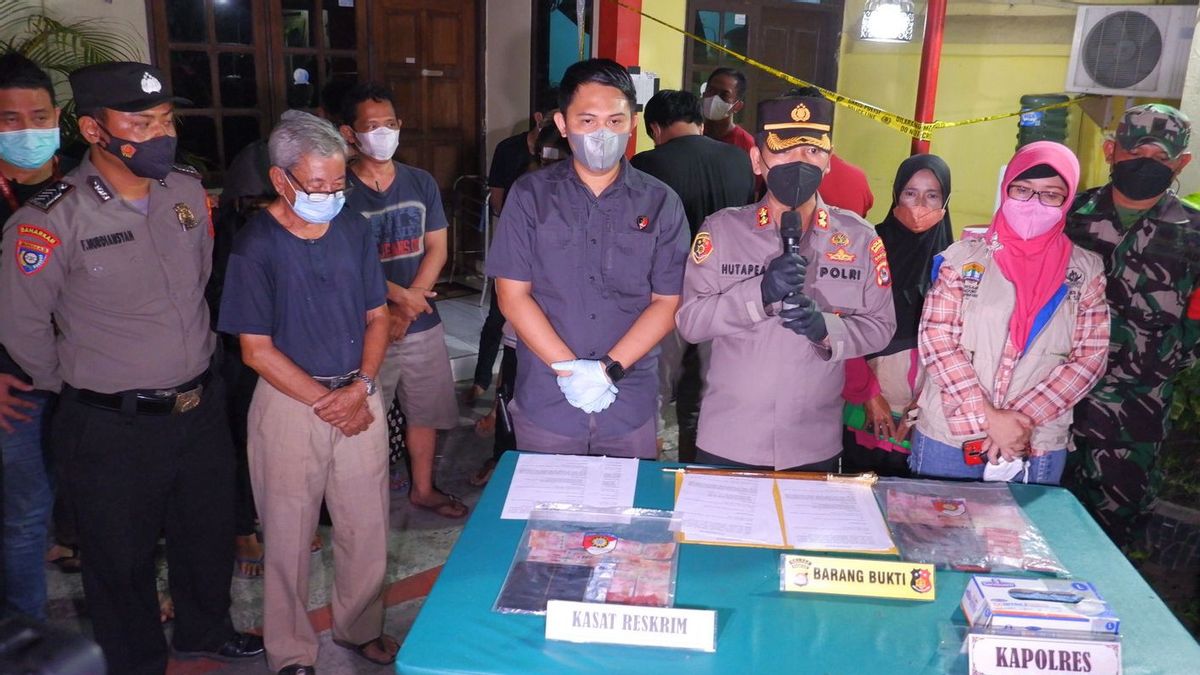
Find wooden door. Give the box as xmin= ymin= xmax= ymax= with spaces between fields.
xmin=369 ymin=0 xmax=480 ymax=194
xmin=683 ymin=0 xmax=844 ymax=134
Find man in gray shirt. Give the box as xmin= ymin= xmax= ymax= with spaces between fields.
xmin=486 ymin=59 xmax=689 ymax=458
xmin=0 ymin=62 xmax=261 ymax=673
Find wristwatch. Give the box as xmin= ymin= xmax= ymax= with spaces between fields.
xmin=354 ymin=372 xmax=377 ymax=396
xmin=599 ymin=356 xmax=631 ymax=384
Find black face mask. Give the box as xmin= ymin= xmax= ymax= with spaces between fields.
xmin=765 ymin=159 xmax=824 ymax=208
xmin=97 ymin=123 xmax=178 ymax=180
xmin=1111 ymin=157 xmax=1175 ymax=201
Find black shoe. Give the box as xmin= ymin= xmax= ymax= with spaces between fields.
xmin=175 ymin=632 xmax=265 ymax=661
xmin=279 ymin=666 xmax=316 ymax=675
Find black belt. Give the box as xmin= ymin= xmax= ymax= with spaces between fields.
xmin=66 ymin=369 xmax=212 ymax=416
xmin=312 ymin=371 xmax=358 ymax=390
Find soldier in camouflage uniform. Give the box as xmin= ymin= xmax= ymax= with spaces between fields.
xmin=1063 ymin=103 xmax=1198 ymax=548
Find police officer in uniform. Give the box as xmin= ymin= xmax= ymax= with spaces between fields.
xmin=0 ymin=62 xmax=263 ymax=674
xmin=677 ymin=96 xmax=897 ymax=470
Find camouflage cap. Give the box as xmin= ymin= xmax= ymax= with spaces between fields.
xmin=1115 ymin=103 xmax=1191 ymax=159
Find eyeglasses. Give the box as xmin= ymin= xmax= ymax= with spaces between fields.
xmin=1006 ymin=184 xmax=1066 ymax=207
xmin=285 ymin=169 xmax=346 ymax=202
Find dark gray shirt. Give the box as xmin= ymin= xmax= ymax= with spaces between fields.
xmin=486 ymin=159 xmax=689 ymax=437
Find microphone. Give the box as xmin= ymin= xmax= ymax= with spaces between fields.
xmin=780 ymin=210 xmax=804 ymax=310
xmin=780 ymin=210 xmax=802 ymax=256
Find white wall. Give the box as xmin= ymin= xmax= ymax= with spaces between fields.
xmin=1178 ymin=6 xmax=1200 ymax=193
xmin=42 ymin=0 xmax=150 ymax=58
xmin=483 ymin=1 xmax=533 ymax=172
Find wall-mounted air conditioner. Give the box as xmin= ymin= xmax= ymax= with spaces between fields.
xmin=1066 ymin=4 xmax=1196 ymax=98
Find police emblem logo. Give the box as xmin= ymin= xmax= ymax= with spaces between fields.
xmin=830 ymin=231 xmax=850 ymax=247
xmin=825 ymin=247 xmax=856 ymax=263
xmin=174 ymin=202 xmax=199 ymax=230
xmin=120 ymin=143 xmax=136 ymax=159
xmin=790 ymin=103 xmax=811 ymax=122
xmin=636 ymin=215 xmax=650 ymax=230
xmin=141 ymin=72 xmax=163 ymax=94
xmin=815 ymin=209 xmax=829 ymax=230
xmin=691 ymin=232 xmax=713 ymax=264
xmin=16 ymin=239 xmax=52 ymax=275
xmin=1065 ymin=267 xmax=1083 ymax=287
xmin=875 ymin=263 xmax=892 ymax=288
xmin=757 ymin=206 xmax=770 ymax=228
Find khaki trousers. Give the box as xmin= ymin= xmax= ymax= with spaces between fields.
xmin=247 ymin=379 xmax=389 ymax=670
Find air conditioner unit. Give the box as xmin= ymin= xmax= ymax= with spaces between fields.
xmin=1066 ymin=4 xmax=1196 ymax=98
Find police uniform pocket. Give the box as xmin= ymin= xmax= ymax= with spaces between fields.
xmin=811 ymin=271 xmax=865 ymax=313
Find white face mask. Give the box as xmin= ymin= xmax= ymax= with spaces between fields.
xmin=701 ymin=94 xmax=734 ymax=121
xmin=355 ymin=127 xmax=400 ymax=161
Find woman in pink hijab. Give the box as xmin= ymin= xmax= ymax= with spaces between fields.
xmin=908 ymin=142 xmax=1111 ymax=484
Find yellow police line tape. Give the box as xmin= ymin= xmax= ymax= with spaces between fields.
xmin=610 ymin=0 xmax=1090 ymax=142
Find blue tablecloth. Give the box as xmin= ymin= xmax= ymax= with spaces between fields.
xmin=397 ymin=453 xmax=1199 ymax=674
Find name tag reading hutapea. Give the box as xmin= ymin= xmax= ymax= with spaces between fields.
xmin=544 ymin=600 xmax=716 ymax=652
xmin=967 ymin=631 xmax=1122 ymax=675
xmin=780 ymin=555 xmax=936 ymax=601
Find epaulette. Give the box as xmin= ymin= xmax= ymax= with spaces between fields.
xmin=26 ymin=181 xmax=74 ymax=212
xmin=172 ymin=163 xmax=202 ymax=180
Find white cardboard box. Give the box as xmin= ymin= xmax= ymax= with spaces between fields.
xmin=961 ymin=576 xmax=1119 ymax=635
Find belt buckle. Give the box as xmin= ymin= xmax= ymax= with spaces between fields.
xmin=172 ymin=385 xmax=202 ymax=414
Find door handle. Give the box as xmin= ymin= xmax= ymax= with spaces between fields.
xmin=420 ymin=68 xmax=444 ymax=77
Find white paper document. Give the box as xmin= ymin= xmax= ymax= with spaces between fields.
xmin=674 ymin=474 xmax=784 ymax=546
xmin=500 ymin=454 xmax=639 ymax=520
xmin=776 ymin=479 xmax=895 ymax=552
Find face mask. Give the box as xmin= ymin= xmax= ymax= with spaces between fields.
xmin=893 ymin=204 xmax=945 ymax=234
xmin=0 ymin=128 xmax=60 ymax=169
xmin=97 ymin=124 xmax=177 ymax=180
xmin=1001 ymin=196 xmax=1062 ymax=240
xmin=285 ymin=174 xmax=345 ymax=224
xmin=568 ymin=128 xmax=628 ymax=173
xmin=701 ymin=95 xmax=734 ymax=121
xmin=355 ymin=127 xmax=400 ymax=162
xmin=765 ymin=159 xmax=824 ymax=208
xmin=1111 ymin=157 xmax=1175 ymax=201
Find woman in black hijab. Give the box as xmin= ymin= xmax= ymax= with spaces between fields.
xmin=843 ymin=154 xmax=953 ymax=475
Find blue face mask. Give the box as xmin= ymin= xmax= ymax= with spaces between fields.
xmin=285 ymin=172 xmax=345 ymax=224
xmin=0 ymin=127 xmax=60 ymax=170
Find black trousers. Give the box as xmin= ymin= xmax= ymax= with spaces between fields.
xmin=54 ymin=376 xmax=236 ymax=675
xmin=472 ymin=288 xmax=506 ymax=391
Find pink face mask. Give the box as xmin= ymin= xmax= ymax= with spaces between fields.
xmin=1000 ymin=197 xmax=1063 ymax=240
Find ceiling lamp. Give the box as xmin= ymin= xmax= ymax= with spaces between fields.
xmin=860 ymin=0 xmax=916 ymax=43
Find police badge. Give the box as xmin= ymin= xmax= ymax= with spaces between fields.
xmin=174 ymin=202 xmax=199 ymax=230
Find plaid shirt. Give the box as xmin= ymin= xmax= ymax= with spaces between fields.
xmin=919 ymin=261 xmax=1110 ymax=451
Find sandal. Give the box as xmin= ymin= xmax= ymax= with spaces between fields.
xmin=410 ymin=490 xmax=468 ymax=519
xmin=332 ymin=634 xmax=398 ymax=666
xmin=46 ymin=545 xmax=82 ymax=574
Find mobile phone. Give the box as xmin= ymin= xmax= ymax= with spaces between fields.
xmin=962 ymin=438 xmax=986 ymax=465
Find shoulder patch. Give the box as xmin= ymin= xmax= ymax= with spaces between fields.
xmin=87 ymin=176 xmax=113 ymax=202
xmin=691 ymin=231 xmax=713 ymax=265
xmin=15 ymin=239 xmax=54 ymax=275
xmin=172 ymin=163 xmax=202 ymax=180
xmin=26 ymin=181 xmax=73 ymax=212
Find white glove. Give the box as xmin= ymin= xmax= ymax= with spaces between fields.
xmin=551 ymin=359 xmax=618 ymax=412
xmin=983 ymin=456 xmax=1027 ymax=483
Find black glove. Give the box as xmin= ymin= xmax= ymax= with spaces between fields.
xmin=780 ymin=295 xmax=828 ymax=342
xmin=761 ymin=253 xmax=807 ymax=306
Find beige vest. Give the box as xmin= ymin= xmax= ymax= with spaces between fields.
xmin=916 ymin=238 xmax=1104 ymax=451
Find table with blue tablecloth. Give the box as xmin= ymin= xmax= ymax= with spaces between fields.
xmin=397 ymin=452 xmax=1199 ymax=674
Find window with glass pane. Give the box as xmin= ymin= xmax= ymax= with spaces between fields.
xmin=215 ymin=0 xmax=254 ymax=45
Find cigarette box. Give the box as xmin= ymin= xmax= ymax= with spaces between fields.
xmin=961 ymin=576 xmax=1119 ymax=635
